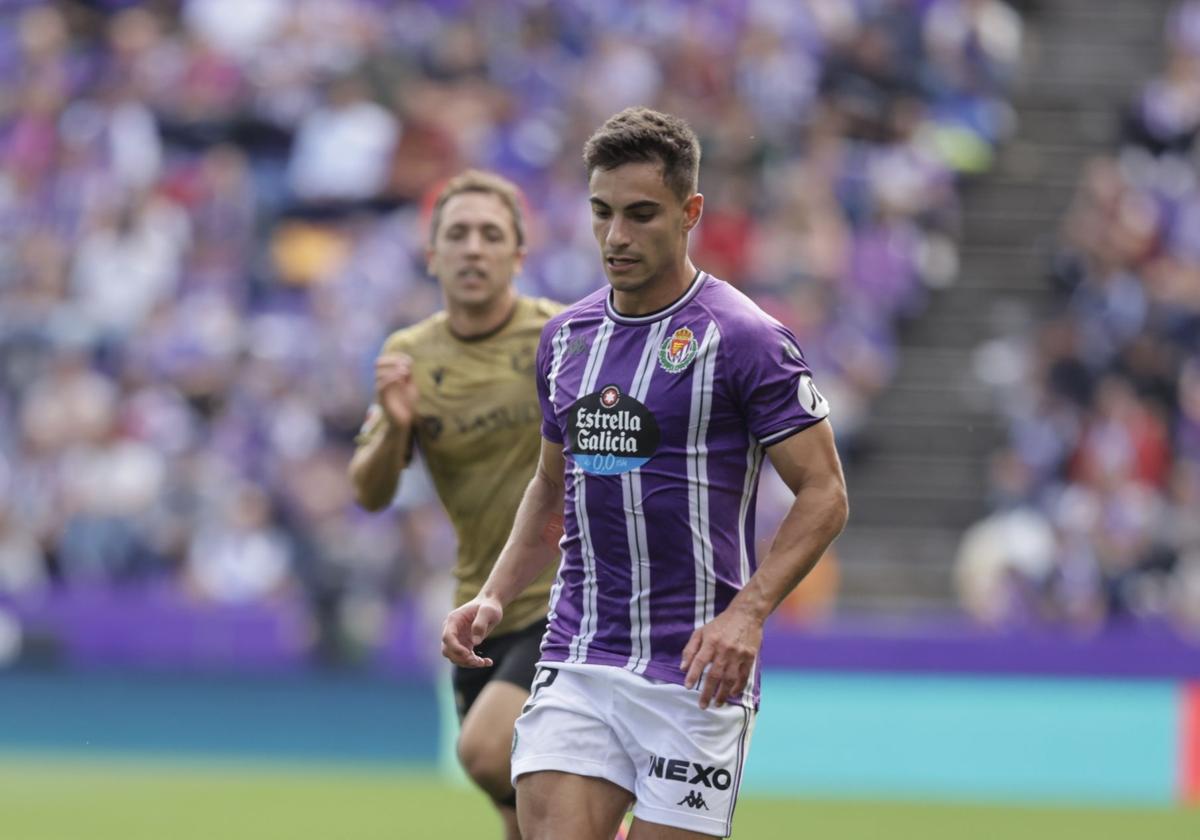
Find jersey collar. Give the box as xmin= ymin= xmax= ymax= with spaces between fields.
xmin=604 ymin=270 xmax=707 ymax=326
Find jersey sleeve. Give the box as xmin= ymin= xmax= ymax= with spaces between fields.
xmin=734 ymin=319 xmax=831 ymax=447
xmin=536 ymin=319 xmax=564 ymax=444
xmin=532 ymin=296 xmax=568 ymax=319
xmin=353 ymin=402 xmax=387 ymax=447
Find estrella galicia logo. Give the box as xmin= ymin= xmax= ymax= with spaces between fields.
xmin=567 ymin=384 xmax=659 ymax=475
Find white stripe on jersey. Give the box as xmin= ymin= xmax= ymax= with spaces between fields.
xmin=736 ymin=444 xmax=764 ymax=586
xmin=737 ymin=443 xmax=764 ymax=707
xmin=542 ymin=321 xmax=573 ymax=655
xmin=623 ymin=319 xmax=670 ymax=674
xmin=544 ymin=566 xmax=565 ymax=632
xmin=760 ymin=424 xmax=806 ymax=446
xmin=568 ymin=317 xmax=614 ymax=664
xmin=546 ymin=320 xmax=572 ymax=406
xmin=688 ymin=323 xmax=721 ymax=630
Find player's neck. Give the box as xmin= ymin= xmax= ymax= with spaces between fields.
xmin=610 ymin=257 xmax=699 ymax=317
xmin=446 ymin=290 xmax=519 ymax=341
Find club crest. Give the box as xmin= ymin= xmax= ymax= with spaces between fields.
xmin=658 ymin=326 xmax=698 ymax=373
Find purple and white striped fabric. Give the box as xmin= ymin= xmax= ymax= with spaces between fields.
xmin=534 ymin=272 xmax=830 ymax=708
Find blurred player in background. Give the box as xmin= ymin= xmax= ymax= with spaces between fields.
xmin=443 ymin=109 xmax=849 ymax=839
xmin=350 ymin=170 xmax=560 ymax=840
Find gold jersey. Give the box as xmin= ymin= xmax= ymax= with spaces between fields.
xmin=357 ymin=296 xmax=563 ymax=636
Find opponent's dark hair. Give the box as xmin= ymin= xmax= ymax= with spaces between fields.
xmin=583 ymin=107 xmax=701 ymax=201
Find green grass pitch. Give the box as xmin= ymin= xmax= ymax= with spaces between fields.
xmin=1 ymin=757 xmax=1195 ymax=839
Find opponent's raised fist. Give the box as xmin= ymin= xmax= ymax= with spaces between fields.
xmin=375 ymin=352 xmax=420 ymax=427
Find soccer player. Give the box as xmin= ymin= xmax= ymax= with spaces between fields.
xmin=442 ymin=108 xmax=849 ymax=839
xmin=350 ymin=170 xmax=561 ymax=840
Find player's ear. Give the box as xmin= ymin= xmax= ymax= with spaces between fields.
xmin=682 ymin=193 xmax=703 ymax=233
xmin=425 ymin=242 xmax=438 ymax=275
xmin=511 ymin=243 xmax=528 ymax=276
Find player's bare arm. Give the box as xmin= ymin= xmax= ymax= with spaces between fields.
xmin=348 ymin=351 xmax=420 ymax=511
xmin=681 ymin=420 xmax=848 ymax=709
xmin=441 ymin=438 xmax=566 ymax=668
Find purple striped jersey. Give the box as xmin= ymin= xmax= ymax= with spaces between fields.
xmin=534 ymin=271 xmax=831 ymax=708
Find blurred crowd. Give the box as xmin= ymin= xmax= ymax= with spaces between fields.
xmin=0 ymin=0 xmax=1021 ymax=659
xmin=959 ymin=1 xmax=1200 ymax=633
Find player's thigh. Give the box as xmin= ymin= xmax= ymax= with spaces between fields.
xmin=627 ymin=819 xmax=715 ymax=840
xmin=458 ymin=679 xmax=528 ymax=770
xmin=517 ymin=770 xmax=632 ymax=840
xmin=510 ymin=666 xmax=638 ymax=793
xmin=615 ymin=674 xmax=755 ymax=838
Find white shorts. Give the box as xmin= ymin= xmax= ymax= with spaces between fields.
xmin=510 ymin=663 xmax=756 ymax=838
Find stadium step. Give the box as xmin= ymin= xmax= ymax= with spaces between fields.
xmin=1011 ymin=106 xmax=1121 ymax=147
xmin=897 ymin=313 xmax=1010 ymax=348
xmin=899 ymin=291 xmax=1048 ymax=347
xmin=860 ymin=415 xmax=1004 ymax=457
xmin=961 ymin=209 xmax=1065 ymax=248
xmin=961 ymin=177 xmax=1079 ymax=215
xmin=843 ymin=487 xmax=991 ymax=531
xmin=847 ymin=453 xmax=989 ymax=497
xmin=835 ymin=0 xmax=1172 ymax=615
xmin=1037 ymin=0 xmax=1175 ymax=29
xmin=882 ymin=346 xmax=997 ymax=387
xmin=993 ymin=140 xmax=1102 ymax=182
xmin=1033 ymin=42 xmax=1162 ymax=86
xmin=835 ymin=529 xmax=962 ymax=602
xmin=956 ymin=245 xmax=1055 ymax=291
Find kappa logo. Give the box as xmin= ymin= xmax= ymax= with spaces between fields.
xmin=431 ymin=367 xmax=447 ymax=387
xmin=647 ymin=755 xmax=732 ymax=790
xmin=658 ymin=326 xmax=698 ymax=373
xmin=677 ymin=791 xmax=710 ymax=810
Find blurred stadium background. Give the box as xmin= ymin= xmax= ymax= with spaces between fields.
xmin=0 ymin=0 xmax=1198 ymax=837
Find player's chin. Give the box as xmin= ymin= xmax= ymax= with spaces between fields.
xmin=604 ymin=269 xmax=650 ymax=292
xmin=449 ymin=286 xmax=499 ymax=308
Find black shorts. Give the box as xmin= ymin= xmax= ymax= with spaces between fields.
xmin=451 ymin=618 xmax=547 ymax=721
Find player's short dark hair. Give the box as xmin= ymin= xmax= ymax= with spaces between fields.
xmin=429 ymin=169 xmax=526 ymax=247
xmin=583 ymin=107 xmax=701 ymax=202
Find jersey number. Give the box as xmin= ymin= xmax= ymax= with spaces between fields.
xmin=522 ymin=667 xmax=559 ymax=714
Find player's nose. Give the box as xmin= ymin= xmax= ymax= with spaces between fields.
xmin=463 ymin=228 xmax=485 ymax=254
xmin=605 ymin=216 xmax=632 ymax=248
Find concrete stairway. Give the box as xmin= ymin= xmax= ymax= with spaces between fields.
xmin=834 ymin=0 xmax=1176 ymax=613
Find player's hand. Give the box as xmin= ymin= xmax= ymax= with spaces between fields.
xmin=441 ymin=595 xmax=504 ymax=668
xmin=375 ymin=353 xmax=420 ymax=428
xmin=679 ymin=606 xmax=763 ymax=710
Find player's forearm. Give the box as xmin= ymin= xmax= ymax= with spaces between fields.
xmin=728 ymin=475 xmax=849 ymax=624
xmin=480 ymin=468 xmax=564 ymax=608
xmin=348 ymin=422 xmax=412 ymax=511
